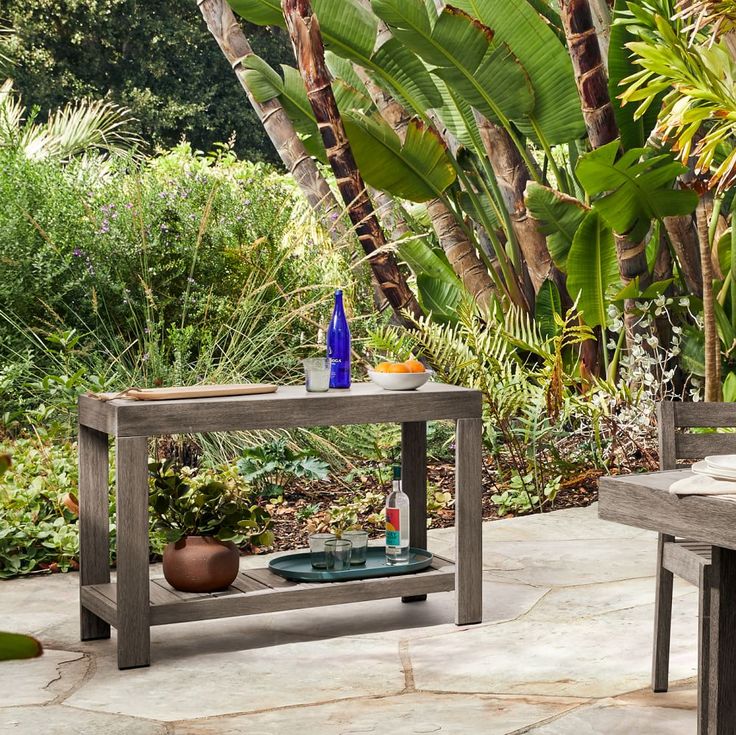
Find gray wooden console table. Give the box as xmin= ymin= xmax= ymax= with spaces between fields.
xmin=77 ymin=382 xmax=484 ymax=669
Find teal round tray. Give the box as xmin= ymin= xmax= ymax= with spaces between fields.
xmin=268 ymin=546 xmax=433 ymax=582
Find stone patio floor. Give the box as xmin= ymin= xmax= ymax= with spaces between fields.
xmin=0 ymin=503 xmax=700 ymax=733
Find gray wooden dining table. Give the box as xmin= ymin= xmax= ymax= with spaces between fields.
xmin=599 ymin=469 xmax=736 ymax=735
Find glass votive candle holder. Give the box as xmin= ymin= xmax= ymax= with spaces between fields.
xmin=325 ymin=538 xmax=352 ymax=571
xmin=341 ymin=530 xmax=368 ymax=565
xmin=309 ymin=532 xmax=336 ymax=569
xmin=303 ymin=357 xmax=331 ymax=392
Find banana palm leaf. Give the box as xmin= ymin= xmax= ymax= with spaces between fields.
xmin=0 ymin=632 xmax=42 ymax=661
xmin=566 ymin=211 xmax=620 ymax=328
xmin=230 ymin=0 xmax=443 ymax=111
xmin=371 ymin=0 xmax=534 ymax=126
xmin=343 ymin=111 xmax=456 ymax=202
xmin=243 ymin=56 xmax=326 ymax=160
xmin=397 ymin=237 xmax=461 ymax=286
xmin=451 ymin=0 xmax=584 ymax=144
xmin=416 ymin=273 xmax=463 ymax=324
xmin=576 ymin=140 xmax=699 ymax=242
xmin=524 ymin=182 xmax=589 ymax=269
xmin=535 ymin=279 xmax=564 ymax=337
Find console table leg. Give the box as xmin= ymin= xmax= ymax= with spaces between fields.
xmin=79 ymin=425 xmax=111 ymax=641
xmin=708 ymin=547 xmax=736 ymax=734
xmin=116 ymin=436 xmax=150 ymax=669
xmin=402 ymin=421 xmax=427 ymax=603
xmin=455 ymin=418 xmax=482 ymax=625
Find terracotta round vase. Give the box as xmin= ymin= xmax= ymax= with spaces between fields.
xmin=163 ymin=536 xmax=239 ymax=593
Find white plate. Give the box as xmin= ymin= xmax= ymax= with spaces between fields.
xmin=692 ymin=460 xmax=736 ymax=481
xmin=705 ymin=454 xmax=736 ymax=472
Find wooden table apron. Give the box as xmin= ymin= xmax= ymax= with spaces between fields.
xmin=599 ymin=470 xmax=736 ymax=735
xmin=77 ymin=383 xmax=484 ymax=670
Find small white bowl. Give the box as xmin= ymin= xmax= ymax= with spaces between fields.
xmin=367 ymin=369 xmax=432 ymax=391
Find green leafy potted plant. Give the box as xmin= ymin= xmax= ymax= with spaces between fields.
xmin=149 ymin=461 xmax=273 ymax=593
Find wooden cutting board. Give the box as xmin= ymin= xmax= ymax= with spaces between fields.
xmin=90 ymin=384 xmax=278 ymax=401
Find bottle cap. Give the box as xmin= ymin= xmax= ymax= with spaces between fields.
xmin=393 ymin=465 xmax=401 ymax=480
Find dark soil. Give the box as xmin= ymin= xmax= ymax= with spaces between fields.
xmin=258 ymin=459 xmax=603 ymax=554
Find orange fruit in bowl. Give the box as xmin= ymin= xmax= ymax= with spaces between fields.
xmin=386 ymin=362 xmax=410 ymax=373
xmin=374 ymin=361 xmax=393 ymax=373
xmin=403 ymin=359 xmax=425 ymax=373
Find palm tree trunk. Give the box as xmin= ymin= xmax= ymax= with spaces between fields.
xmin=560 ymin=0 xmax=651 ymax=345
xmin=196 ymin=0 xmax=347 ymax=239
xmin=282 ymin=0 xmax=422 ymax=327
xmin=353 ymin=68 xmax=496 ymax=310
xmin=588 ymin=0 xmax=612 ymax=64
xmin=664 ymin=215 xmax=703 ymax=297
xmin=475 ymin=116 xmax=568 ymax=299
xmin=697 ymin=193 xmax=722 ymax=401
xmin=559 ymin=0 xmax=617 ymax=149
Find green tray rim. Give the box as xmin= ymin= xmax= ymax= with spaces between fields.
xmin=268 ymin=546 xmax=433 ymax=582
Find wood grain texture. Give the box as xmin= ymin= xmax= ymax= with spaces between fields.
xmin=82 ymin=561 xmax=455 ymax=627
xmin=78 ymin=396 xmax=116 ymax=435
xmin=115 ymin=436 xmax=151 ymax=669
xmin=708 ymin=547 xmax=736 ymax=734
xmin=672 ymin=401 xmax=736 ymax=428
xmin=598 ymin=471 xmax=736 ymax=549
xmin=402 ymin=421 xmax=428 ymax=603
xmin=658 ymin=401 xmax=677 ymax=470
xmin=662 ymin=541 xmax=711 ymax=586
xmin=652 ymin=532 xmax=675 ymax=692
xmin=676 ymin=433 xmax=736 ymax=458
xmin=78 ymin=425 xmax=111 ymax=641
xmin=699 ymin=564 xmax=712 ymax=735
xmin=80 ymin=586 xmax=117 ymax=628
xmin=78 ymin=383 xmax=482 ymax=437
xmin=455 ymin=418 xmax=483 ymax=625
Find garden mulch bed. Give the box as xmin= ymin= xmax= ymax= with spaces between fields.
xmin=260 ymin=459 xmax=603 ymax=554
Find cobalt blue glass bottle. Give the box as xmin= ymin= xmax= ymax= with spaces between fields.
xmin=327 ymin=289 xmax=351 ymax=389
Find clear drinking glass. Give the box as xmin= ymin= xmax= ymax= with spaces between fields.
xmin=325 ymin=539 xmax=352 ymax=571
xmin=303 ymin=358 xmax=331 ymax=392
xmin=342 ymin=530 xmax=368 ymax=565
xmin=309 ymin=532 xmax=336 ymax=568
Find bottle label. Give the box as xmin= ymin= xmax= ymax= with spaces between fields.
xmin=386 ymin=507 xmax=400 ymax=546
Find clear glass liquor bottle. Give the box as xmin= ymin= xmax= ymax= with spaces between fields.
xmin=385 ymin=465 xmax=410 ymax=564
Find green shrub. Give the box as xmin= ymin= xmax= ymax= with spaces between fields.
xmin=0 ymin=439 xmax=81 ymax=577
xmin=0 ymin=143 xmax=366 ymax=433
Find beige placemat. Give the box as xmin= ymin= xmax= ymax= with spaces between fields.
xmin=87 ymin=384 xmax=278 ymax=401
xmin=669 ymin=473 xmax=736 ymax=502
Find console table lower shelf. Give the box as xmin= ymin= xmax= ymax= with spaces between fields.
xmin=80 ymin=553 xmax=455 ymax=628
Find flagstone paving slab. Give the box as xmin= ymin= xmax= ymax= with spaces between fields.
xmin=0 ymin=649 xmax=88 ymax=706
xmin=0 ymin=705 xmax=168 ymax=734
xmin=479 ymin=538 xmax=658 ymax=587
xmin=0 ymin=504 xmax=701 ymax=732
xmin=64 ymin=636 xmax=406 ymax=721
xmin=528 ymin=700 xmax=696 ymax=733
xmin=408 ymin=597 xmax=698 ymax=698
xmin=172 ymin=692 xmax=586 ymax=735
xmin=524 ymin=575 xmax=694 ymax=621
